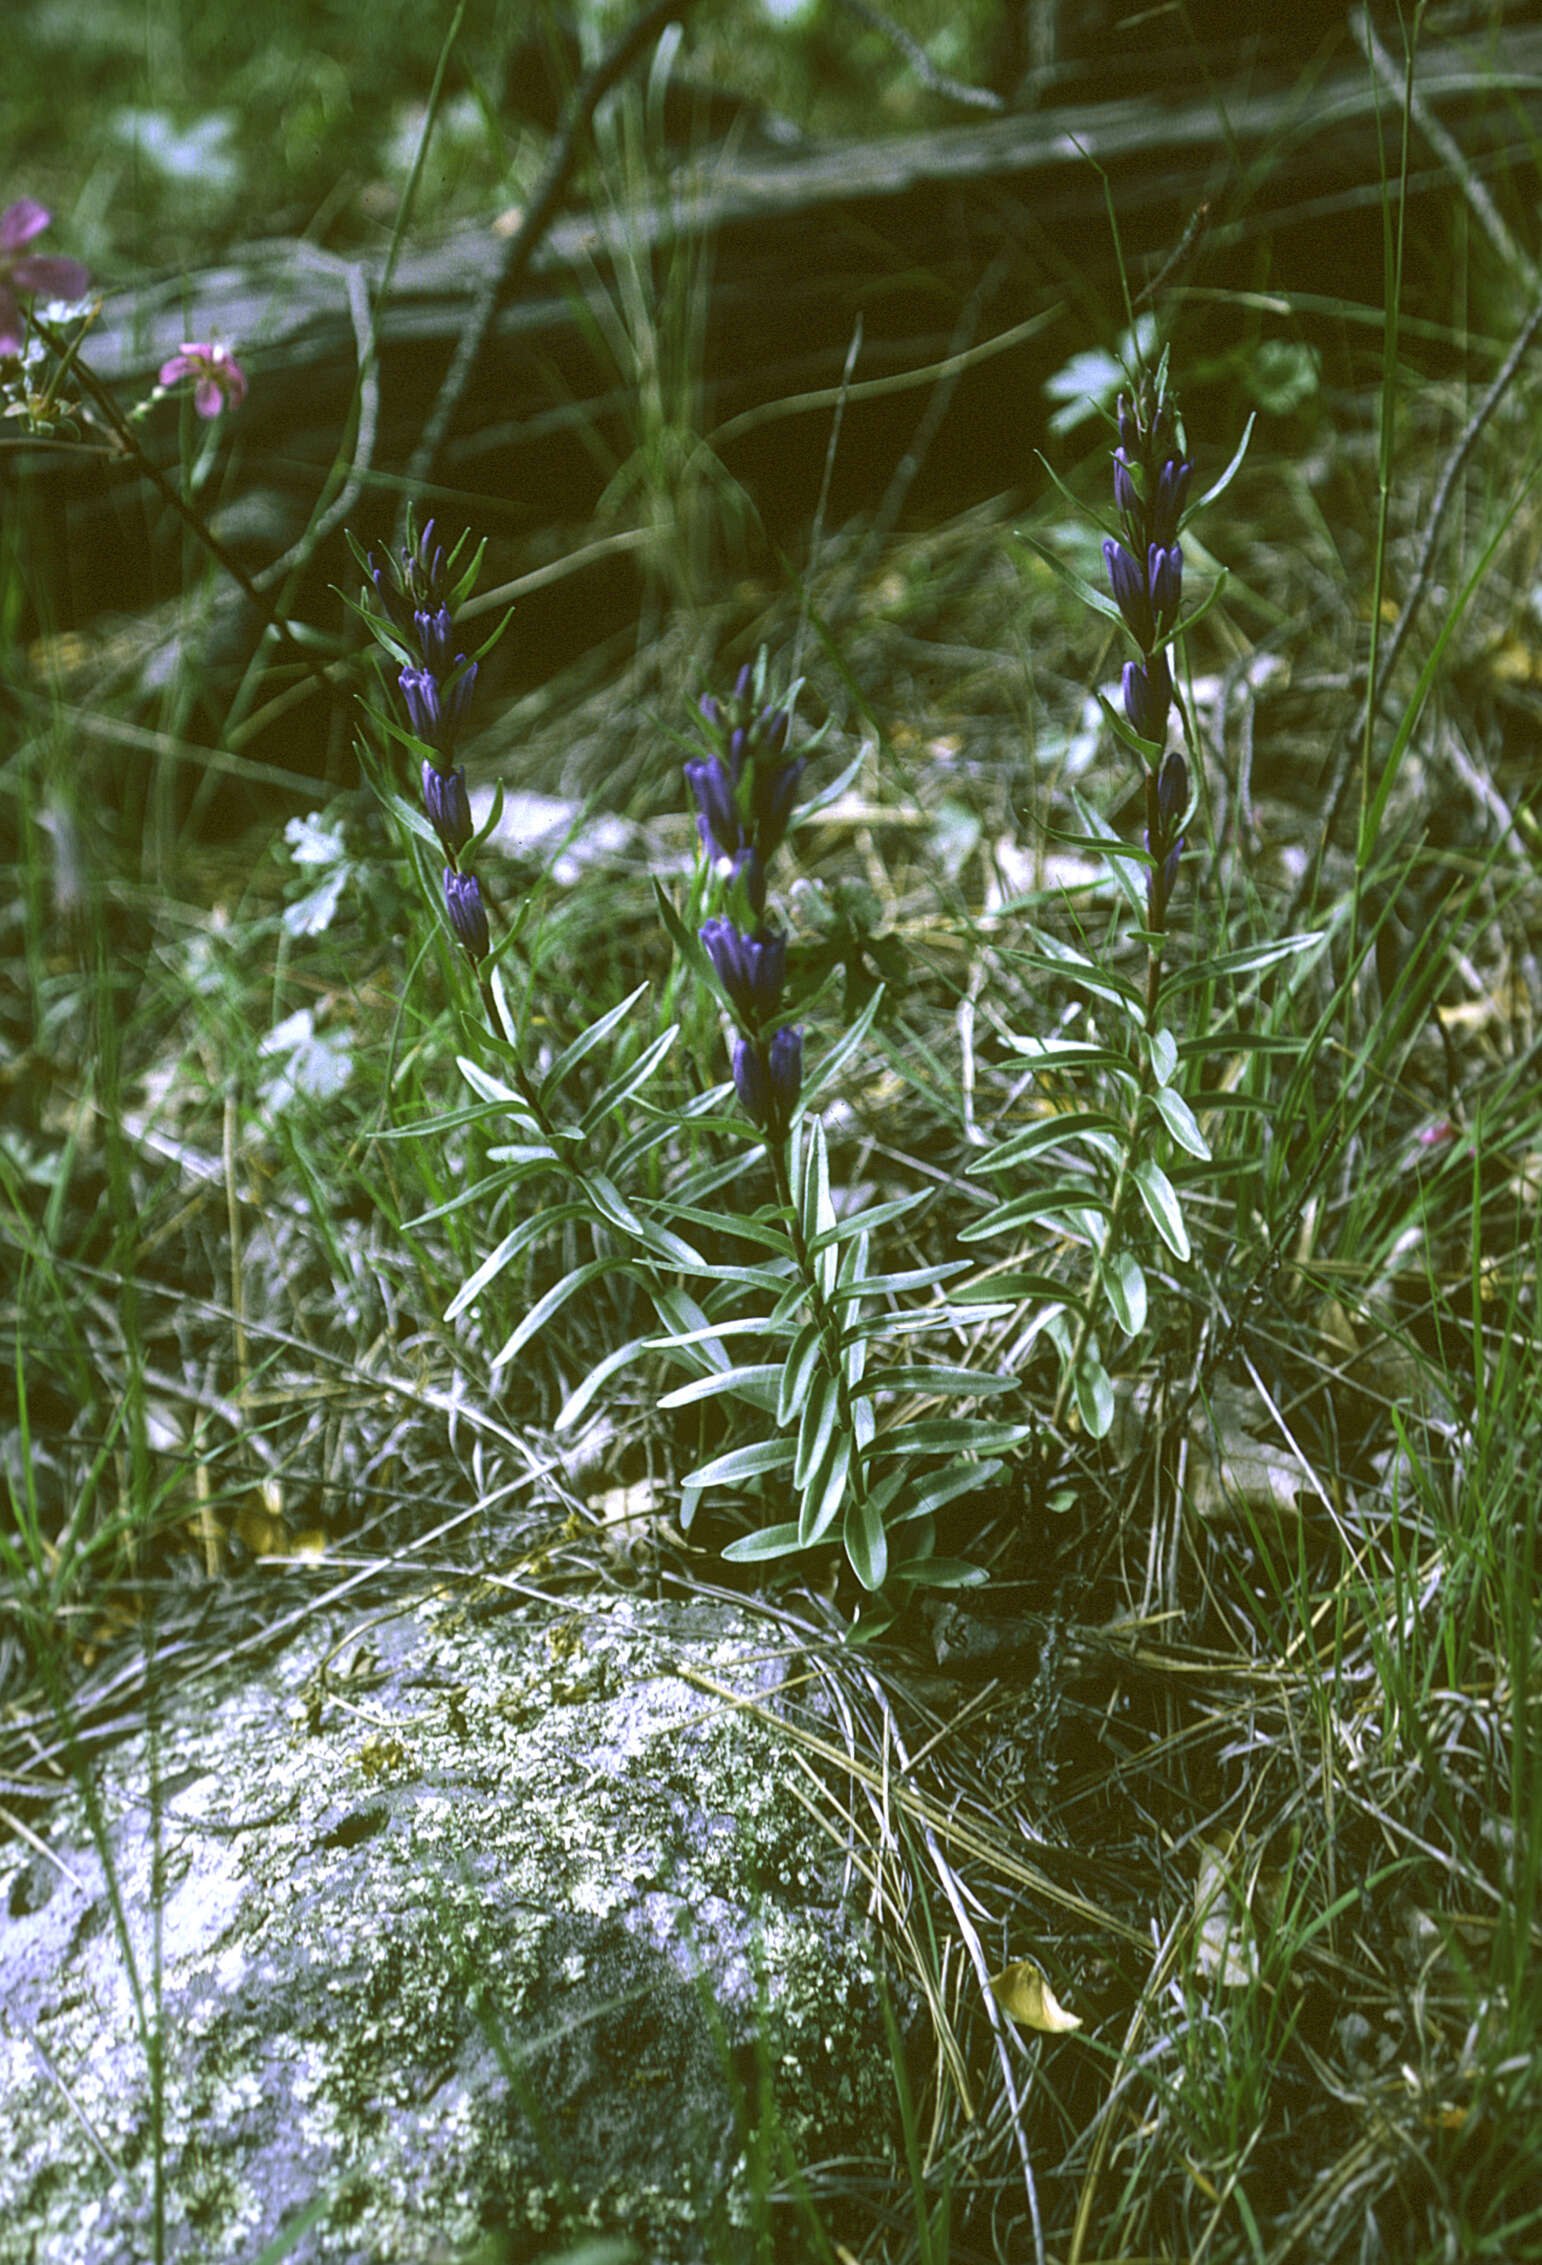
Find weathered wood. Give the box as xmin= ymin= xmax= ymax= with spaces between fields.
xmin=76 ymin=19 xmax=1542 ymax=433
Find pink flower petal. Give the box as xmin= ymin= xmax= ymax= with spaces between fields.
xmin=193 ymin=375 xmax=224 ymax=418
xmin=9 ymin=254 xmax=91 ymax=302
xmin=0 ymin=287 xmax=23 ymax=357
xmin=158 ymin=352 xmax=195 ymax=386
xmin=0 ymin=199 xmax=52 ymax=253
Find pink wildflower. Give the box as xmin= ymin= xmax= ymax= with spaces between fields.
xmin=158 ymin=340 xmax=248 ymax=419
xmin=0 ymin=199 xmax=92 ymax=357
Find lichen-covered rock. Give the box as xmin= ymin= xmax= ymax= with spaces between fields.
xmin=0 ymin=1591 xmax=897 ymax=2263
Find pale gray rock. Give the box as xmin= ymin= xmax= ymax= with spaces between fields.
xmin=0 ymin=1591 xmax=897 ymax=2263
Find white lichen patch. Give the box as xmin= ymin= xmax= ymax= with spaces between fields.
xmin=0 ymin=1592 xmax=894 ymax=2263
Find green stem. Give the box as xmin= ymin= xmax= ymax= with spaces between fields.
xmin=1049 ymin=934 xmax=1164 ymax=1432
xmin=768 ymin=1129 xmax=873 ymax=1518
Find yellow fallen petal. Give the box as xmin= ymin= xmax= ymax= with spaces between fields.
xmin=987 ymin=1959 xmax=1082 ymax=2033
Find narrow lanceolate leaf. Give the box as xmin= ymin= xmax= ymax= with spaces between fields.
xmin=1164 ymin=934 xmax=1326 ymax=990
xmin=950 ymin=1271 xmax=1084 ymax=1317
xmin=489 ymin=1257 xmax=619 ymax=1371
xmin=579 ymin=1025 xmax=678 ymax=1135
xmin=866 ymin=1419 xmax=1037 ymax=1459
xmin=800 ymin=1428 xmax=852 ymax=1546
xmin=860 ymin=1365 xmax=1013 ymax=1398
xmin=967 ymin=1110 xmax=1126 ymax=1177
xmin=800 ymin=986 xmax=885 ymax=1110
xmin=1149 ymin=1081 xmax=1210 ymax=1160
xmin=1074 ymin=1356 xmax=1115 ymax=1440
xmin=657 ymin=1364 xmax=783 ymax=1413
xmin=890 ymin=1554 xmax=989 ymax=1590
xmin=830 ymin=1259 xmax=968 ymax=1303
xmin=843 ymin=1487 xmax=888 ymax=1592
xmin=779 ymin=1321 xmax=824 ymax=1428
xmin=801 ymin=1115 xmax=829 ymax=1248
xmin=806 ymin=1188 xmax=929 ymax=1250
xmin=802 ymin=1119 xmax=839 ymax=1297
xmin=444 ymin=1208 xmax=578 ymax=1320
xmin=542 ymin=983 xmax=650 ymax=1099
xmin=722 ymin=1520 xmax=807 ymax=1564
xmin=958 ymin=1185 xmax=1113 ymax=1243
xmin=1103 ymin=1250 xmax=1148 ymax=1338
xmin=1133 ymin=1156 xmax=1190 ymax=1259
xmin=1148 ymin=1027 xmax=1179 ymax=1087
xmin=682 ymin=1437 xmax=797 ymax=1491
xmin=556 ymin=1336 xmax=655 ymax=1434
xmin=795 ymin=1367 xmax=840 ymax=1491
xmin=999 ymin=1034 xmax=1127 ymax=1074
xmin=456 ymin=1055 xmax=540 ymax=1118
xmin=885 ymin=1457 xmax=1004 ymax=1527
xmin=1022 ymin=932 xmax=1145 ymax=1015
xmin=646 ymin=1287 xmax=735 ymax=1370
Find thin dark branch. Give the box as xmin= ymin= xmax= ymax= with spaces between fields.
xmin=398 ymin=0 xmax=701 ymax=525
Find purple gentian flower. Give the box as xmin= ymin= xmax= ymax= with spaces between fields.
xmin=423 ymin=762 xmax=473 ymax=855
xmin=400 ymin=661 xmax=476 ymax=763
xmin=732 ymin=1026 xmax=802 ymax=1140
xmin=0 ymin=200 xmax=91 ymax=358
xmin=1104 ymin=538 xmax=1154 ymax=651
xmin=765 ymin=1025 xmax=803 ymax=1139
xmin=414 ymin=603 xmax=455 ymax=675
xmin=685 ymin=756 xmax=744 ymax=863
xmin=1122 ymin=652 xmax=1171 ymax=745
xmin=732 ymin=1036 xmax=769 ymax=1126
xmin=1150 ymin=459 xmax=1193 ymax=548
xmin=751 ymin=756 xmax=805 ymax=866
xmin=700 ymin=917 xmax=786 ymax=1028
xmin=1156 ymin=747 xmax=1188 ymax=835
xmin=158 ymin=340 xmax=248 ymax=419
xmin=1148 ymin=542 xmax=1183 ymax=635
xmin=444 ymin=869 xmax=490 ymax=963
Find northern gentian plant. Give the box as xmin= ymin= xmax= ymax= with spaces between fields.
xmin=652 ymin=660 xmax=1029 ymax=1604
xmin=347 ymin=513 xmax=712 ymax=1432
xmin=959 ymin=354 xmax=1298 ymax=1439
xmin=354 ymin=514 xmax=501 ymax=1006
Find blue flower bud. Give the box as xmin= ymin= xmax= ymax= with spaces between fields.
xmin=400 ymin=660 xmax=477 ymax=760
xmin=1150 ymin=459 xmax=1192 ymax=548
xmin=370 ymin=557 xmax=417 ymax=641
xmin=1122 ymin=653 xmax=1171 ymax=745
xmin=1112 ymin=447 xmax=1139 ymax=520
xmin=1148 ymin=542 xmax=1183 ymax=636
xmin=444 ymin=868 xmax=490 ymax=963
xmin=1104 ymin=537 xmax=1154 ymax=650
xmin=700 ymin=917 xmax=786 ymax=1027
xmin=414 ymin=603 xmax=455 ymax=675
xmin=685 ymin=757 xmax=743 ymax=863
xmin=406 ymin=519 xmax=447 ymax=608
xmin=765 ymin=1025 xmax=802 ymax=1139
xmin=752 ymin=756 xmax=805 ymax=865
xmin=731 ymin=1027 xmax=802 ymax=1139
xmin=1156 ymin=748 xmax=1188 ymax=836
xmin=423 ymin=761 xmax=473 ymax=855
xmin=732 ymin=1035 xmax=769 ymax=1125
